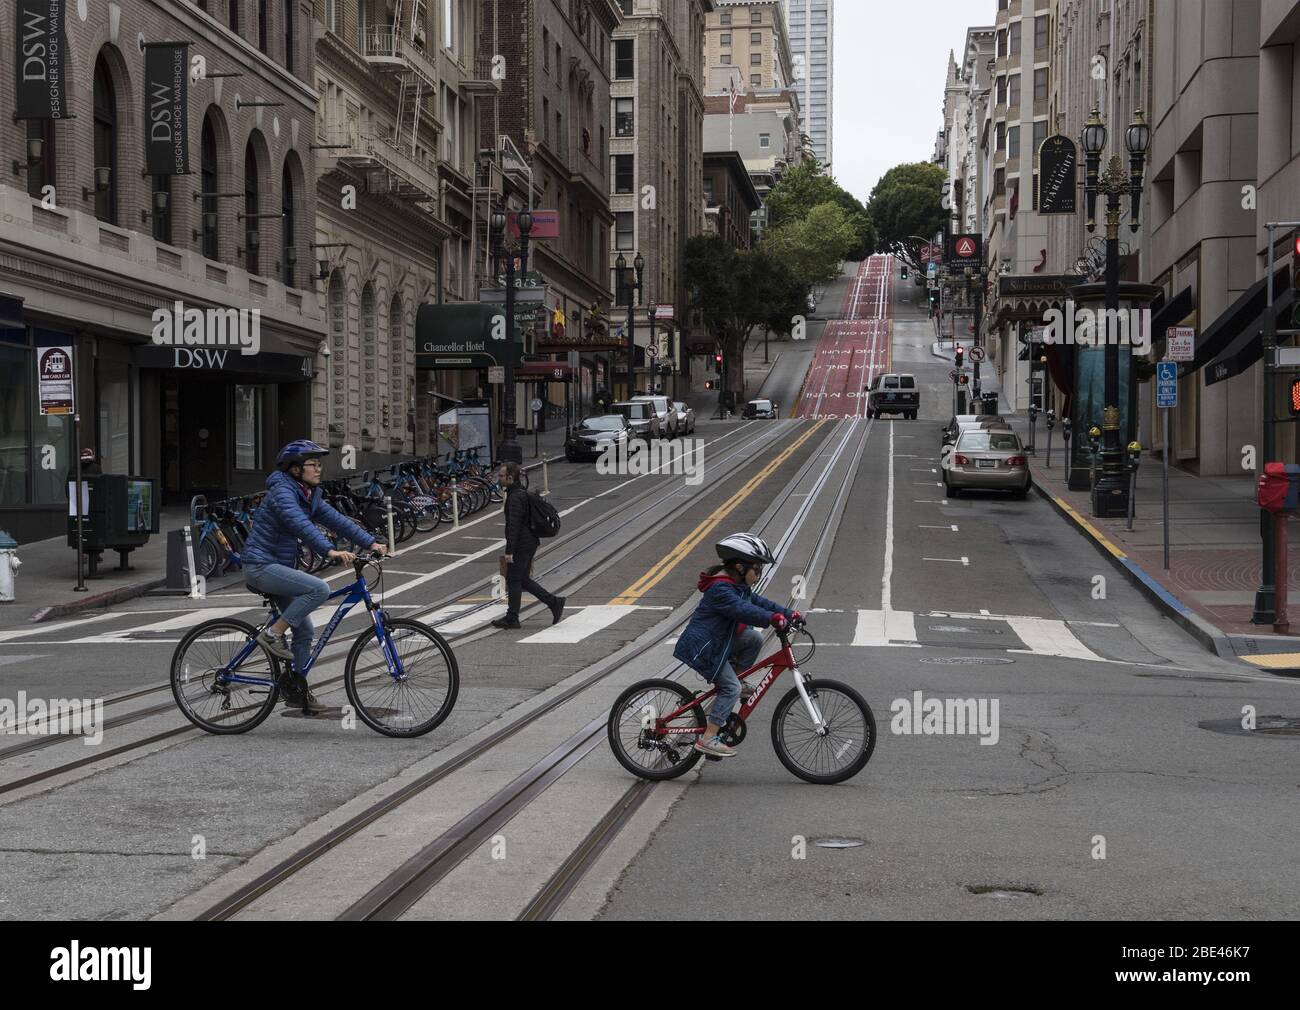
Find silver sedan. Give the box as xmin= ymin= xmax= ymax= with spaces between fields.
xmin=672 ymin=401 xmax=695 ymax=435
xmin=942 ymin=429 xmax=1031 ymax=498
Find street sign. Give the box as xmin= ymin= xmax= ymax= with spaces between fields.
xmin=1156 ymin=361 xmax=1178 ymax=408
xmin=646 ymin=343 xmax=657 ymax=359
xmin=1167 ymin=326 xmax=1195 ymax=362
xmin=651 ymin=304 xmax=675 ymax=321
xmin=488 ymin=366 xmax=505 ymax=384
xmin=969 ymin=345 xmax=986 ymax=363
xmin=529 ymin=397 xmax=543 ymax=413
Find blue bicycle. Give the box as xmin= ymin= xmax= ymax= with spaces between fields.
xmin=169 ymin=552 xmax=459 ymax=737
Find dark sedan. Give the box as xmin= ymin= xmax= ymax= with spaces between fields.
xmin=565 ymin=415 xmax=632 ymax=461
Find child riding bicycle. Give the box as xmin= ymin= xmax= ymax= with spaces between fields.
xmin=673 ymin=533 xmax=801 ymax=758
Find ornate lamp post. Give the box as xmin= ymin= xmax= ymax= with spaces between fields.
xmin=1081 ymin=107 xmax=1150 ymax=517
xmin=490 ymin=201 xmax=534 ymax=464
xmin=615 ymin=251 xmax=645 ymax=398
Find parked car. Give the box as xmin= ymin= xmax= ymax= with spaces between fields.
xmin=743 ymin=398 xmax=779 ymax=419
xmin=612 ymin=401 xmax=661 ymax=442
xmin=942 ymin=429 xmax=1030 ymax=498
xmin=565 ymin=414 xmax=632 ymax=461
xmin=866 ymin=373 xmax=919 ymax=419
xmin=630 ymin=394 xmax=677 ymax=438
xmin=672 ymin=401 xmax=696 ymax=435
xmin=941 ymin=414 xmax=1006 ymax=445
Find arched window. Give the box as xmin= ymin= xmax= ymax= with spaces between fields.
xmin=283 ymin=0 xmax=295 ymax=73
xmin=389 ymin=293 xmax=405 ymax=439
xmin=328 ymin=270 xmax=346 ymax=432
xmin=243 ymin=138 xmax=259 ymax=274
xmin=92 ymin=54 xmax=118 ymax=224
xmin=361 ymin=283 xmax=377 ymax=434
xmin=200 ymin=114 xmax=219 ymax=258
xmin=281 ymin=161 xmax=295 ymax=286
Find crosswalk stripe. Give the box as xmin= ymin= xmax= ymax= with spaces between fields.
xmin=851 ymin=609 xmax=920 ymax=647
xmin=64 ymin=606 xmax=252 ymax=643
xmin=519 ymin=605 xmax=637 ymax=643
xmin=1004 ymin=617 xmax=1105 ymax=661
xmin=438 ymin=604 xmax=508 ymax=633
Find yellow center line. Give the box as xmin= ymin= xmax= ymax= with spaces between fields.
xmin=608 ymin=421 xmax=826 ymax=605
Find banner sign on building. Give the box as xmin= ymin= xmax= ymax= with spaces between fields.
xmin=37 ymin=335 xmax=74 ymax=415
xmin=946 ymin=233 xmax=982 ymax=266
xmin=508 ymin=210 xmax=559 ymax=240
xmin=1037 ymin=135 xmax=1078 ymax=214
xmin=16 ymin=0 xmax=69 ymax=120
xmin=144 ymin=42 xmax=191 ymax=175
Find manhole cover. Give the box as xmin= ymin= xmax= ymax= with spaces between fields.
xmin=920 ymin=656 xmax=1016 ymax=665
xmin=966 ymin=883 xmax=1043 ymax=898
xmin=811 ymin=837 xmax=866 ymax=849
xmin=1198 ymin=715 xmax=1300 ymax=739
xmin=926 ymin=625 xmax=1002 ymax=635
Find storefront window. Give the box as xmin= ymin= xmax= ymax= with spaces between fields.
xmin=234 ymin=385 xmax=262 ymax=470
xmin=0 ymin=342 xmax=28 ymax=507
xmin=97 ymin=360 xmax=131 ymax=474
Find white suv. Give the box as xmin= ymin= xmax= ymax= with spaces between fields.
xmin=631 ymin=395 xmax=677 ymax=438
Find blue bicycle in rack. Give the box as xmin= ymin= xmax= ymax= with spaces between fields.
xmin=170 ymin=552 xmax=459 ymax=737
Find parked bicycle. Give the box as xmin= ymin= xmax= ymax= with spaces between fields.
xmin=607 ymin=620 xmax=876 ymax=784
xmin=170 ymin=551 xmax=459 ymax=737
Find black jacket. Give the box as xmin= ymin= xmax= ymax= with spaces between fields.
xmin=503 ymin=483 xmax=538 ymax=556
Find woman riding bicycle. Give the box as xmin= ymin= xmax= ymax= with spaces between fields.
xmin=673 ymin=533 xmax=801 ymax=758
xmin=243 ymin=440 xmax=387 ymax=713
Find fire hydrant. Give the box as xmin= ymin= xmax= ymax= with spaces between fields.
xmin=0 ymin=529 xmax=19 ymax=603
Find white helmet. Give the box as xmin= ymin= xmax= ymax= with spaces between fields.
xmin=715 ymin=532 xmax=776 ymax=566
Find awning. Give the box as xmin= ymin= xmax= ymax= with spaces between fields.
xmin=1148 ymin=286 xmax=1195 ymax=350
xmin=517 ymin=361 xmax=574 ymax=379
xmin=1205 ymin=288 xmax=1297 ymax=386
xmin=1190 ymin=266 xmax=1290 ymax=375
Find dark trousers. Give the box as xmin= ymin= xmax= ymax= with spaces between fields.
xmin=506 ymin=549 xmax=555 ymax=620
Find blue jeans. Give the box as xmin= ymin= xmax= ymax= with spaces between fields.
xmin=245 ymin=563 xmax=330 ymax=676
xmin=709 ymin=627 xmax=764 ymax=725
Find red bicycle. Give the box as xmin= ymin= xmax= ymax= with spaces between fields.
xmin=607 ymin=621 xmax=876 ymax=784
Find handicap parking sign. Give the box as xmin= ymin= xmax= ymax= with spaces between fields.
xmin=1157 ymin=361 xmax=1178 ymax=408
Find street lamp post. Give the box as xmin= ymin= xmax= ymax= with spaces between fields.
xmin=1081 ymin=107 xmax=1150 ymax=518
xmin=615 ymin=252 xmax=645 ymax=399
xmin=490 ymin=202 xmax=534 ymax=465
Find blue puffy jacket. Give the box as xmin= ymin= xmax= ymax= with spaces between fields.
xmin=672 ymin=571 xmax=793 ymax=682
xmin=241 ymin=470 xmax=375 ymax=567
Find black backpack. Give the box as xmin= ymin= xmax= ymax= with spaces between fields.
xmin=527 ymin=490 xmax=562 ymax=538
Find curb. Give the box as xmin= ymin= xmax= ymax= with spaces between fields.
xmin=1029 ymin=479 xmax=1235 ymax=659
xmin=29 ymin=577 xmax=167 ymax=623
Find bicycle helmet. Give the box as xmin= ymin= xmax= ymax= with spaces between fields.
xmin=715 ymin=532 xmax=776 ymax=566
xmin=276 ymin=439 xmax=330 ymax=470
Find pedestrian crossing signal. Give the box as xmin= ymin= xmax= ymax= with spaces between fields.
xmin=1290 ymin=379 xmax=1300 ymax=417
xmin=705 ymin=380 xmax=716 ymax=390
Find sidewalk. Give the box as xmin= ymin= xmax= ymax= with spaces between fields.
xmin=0 ymin=424 xmax=576 ymax=630
xmin=1003 ymin=410 xmax=1300 ymax=672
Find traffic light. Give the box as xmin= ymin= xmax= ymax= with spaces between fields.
xmin=1289 ymin=378 xmax=1300 ymax=417
xmin=901 ymin=265 xmax=909 ymax=280
xmin=1293 ymin=240 xmax=1300 ymax=328
xmin=714 ymin=353 xmax=723 ymax=374
xmin=954 ymin=345 xmax=965 ymax=370
xmin=958 ymin=374 xmax=970 ymax=387
xmin=704 ymin=380 xmax=716 ymax=391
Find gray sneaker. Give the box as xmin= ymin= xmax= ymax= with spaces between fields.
xmin=258 ymin=629 xmax=293 ymax=661
xmin=694 ymin=735 xmax=737 ymax=758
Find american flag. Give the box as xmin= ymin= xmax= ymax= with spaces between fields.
xmin=729 ymin=79 xmax=739 ymax=113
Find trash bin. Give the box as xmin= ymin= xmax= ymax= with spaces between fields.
xmin=981 ymin=392 xmax=1000 ymax=416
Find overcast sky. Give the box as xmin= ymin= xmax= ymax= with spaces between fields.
xmin=830 ymin=0 xmax=987 ymax=205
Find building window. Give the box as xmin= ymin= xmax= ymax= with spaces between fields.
xmin=258 ymin=0 xmax=268 ymax=53
xmin=1034 ymin=67 xmax=1049 ymax=102
xmin=200 ymin=114 xmax=219 ymax=259
xmin=996 ymin=28 xmax=1005 ymax=58
xmin=152 ymin=175 xmax=172 ymax=244
xmin=750 ymin=52 xmax=760 ymax=65
xmin=994 ymin=166 xmax=1005 ymax=195
xmin=720 ymin=53 xmax=731 ymax=65
xmin=543 ymin=97 xmax=550 ymax=145
xmin=759 ymin=133 xmax=770 ymax=148
xmin=720 ymin=12 xmax=731 ymax=26
xmin=390 ymin=293 xmax=405 ymax=439
xmin=1009 ymin=22 xmax=1021 ymax=56
xmin=751 ymin=11 xmax=761 ymax=23
xmin=244 ymin=138 xmax=259 ymax=274
xmin=1008 ymin=125 xmax=1020 ymax=159
xmin=325 ymin=0 xmax=337 ymax=33
xmin=614 ymin=97 xmax=633 ymax=137
xmin=229 ymin=0 xmax=239 ymax=33
xmin=556 ymin=111 xmax=563 ymax=155
xmin=751 ymin=31 xmax=761 ymax=43
xmin=1033 ymin=119 xmax=1047 ymax=156
xmin=361 ymin=283 xmax=376 ymax=431
xmin=720 ymin=33 xmax=730 ymax=46
xmin=543 ymin=28 xmax=550 ymax=70
xmin=996 ymin=122 xmax=1005 ymax=152
xmin=615 ymin=211 xmax=634 ymax=249
xmin=234 ymin=386 xmax=262 ymax=470
xmin=1034 ymin=15 xmax=1049 ymax=50
xmin=283 ymin=0 xmax=294 ymax=72
xmin=751 ymin=74 xmax=761 ymax=86
xmin=703 ymin=176 xmax=714 ymax=203
xmin=25 ymin=118 xmax=55 ymax=200
xmin=613 ymin=154 xmax=634 ymax=193
xmin=92 ymin=54 xmax=118 ymax=225
xmin=614 ymin=38 xmax=633 ymax=79
xmin=996 ymin=75 xmax=1006 ymax=105
xmin=328 ymin=270 xmax=345 ymax=429
xmin=1008 ymin=74 xmax=1020 ymax=107
xmin=281 ymin=161 xmax=295 ymax=287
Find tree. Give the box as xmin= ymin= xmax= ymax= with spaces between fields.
xmin=866 ymin=162 xmax=947 ymax=278
xmin=762 ymin=201 xmax=857 ymax=301
xmin=766 ymin=157 xmax=874 ymax=260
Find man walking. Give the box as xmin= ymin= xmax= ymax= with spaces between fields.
xmin=492 ymin=462 xmax=565 ymax=630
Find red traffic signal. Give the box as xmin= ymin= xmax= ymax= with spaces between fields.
xmin=1294 ymin=233 xmax=1300 ymax=259
xmin=954 ymin=346 xmax=965 ymax=366
xmin=1290 ymin=378 xmax=1300 ymax=417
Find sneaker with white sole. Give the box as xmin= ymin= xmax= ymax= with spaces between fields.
xmin=258 ymin=629 xmax=293 ymax=661
xmin=694 ymin=735 xmax=737 ymax=758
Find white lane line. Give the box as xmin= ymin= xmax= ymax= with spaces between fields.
xmin=423 ymin=551 xmax=471 ymax=557
xmin=518 ymin=605 xmax=640 ymax=644
xmin=1005 ymin=617 xmax=1106 ymax=662
xmin=913 ymin=499 xmax=950 ymax=505
xmin=919 ymin=525 xmax=959 ymax=531
xmin=882 ymin=422 xmax=895 ymax=611
xmin=63 ymin=606 xmax=252 ymax=642
xmin=923 ymin=557 xmax=970 ymax=565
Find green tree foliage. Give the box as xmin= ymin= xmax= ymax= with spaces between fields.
xmin=866 ymin=162 xmax=947 ymax=277
xmin=762 ymin=202 xmax=858 ymax=297
xmin=765 ymin=156 xmax=875 ymax=261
